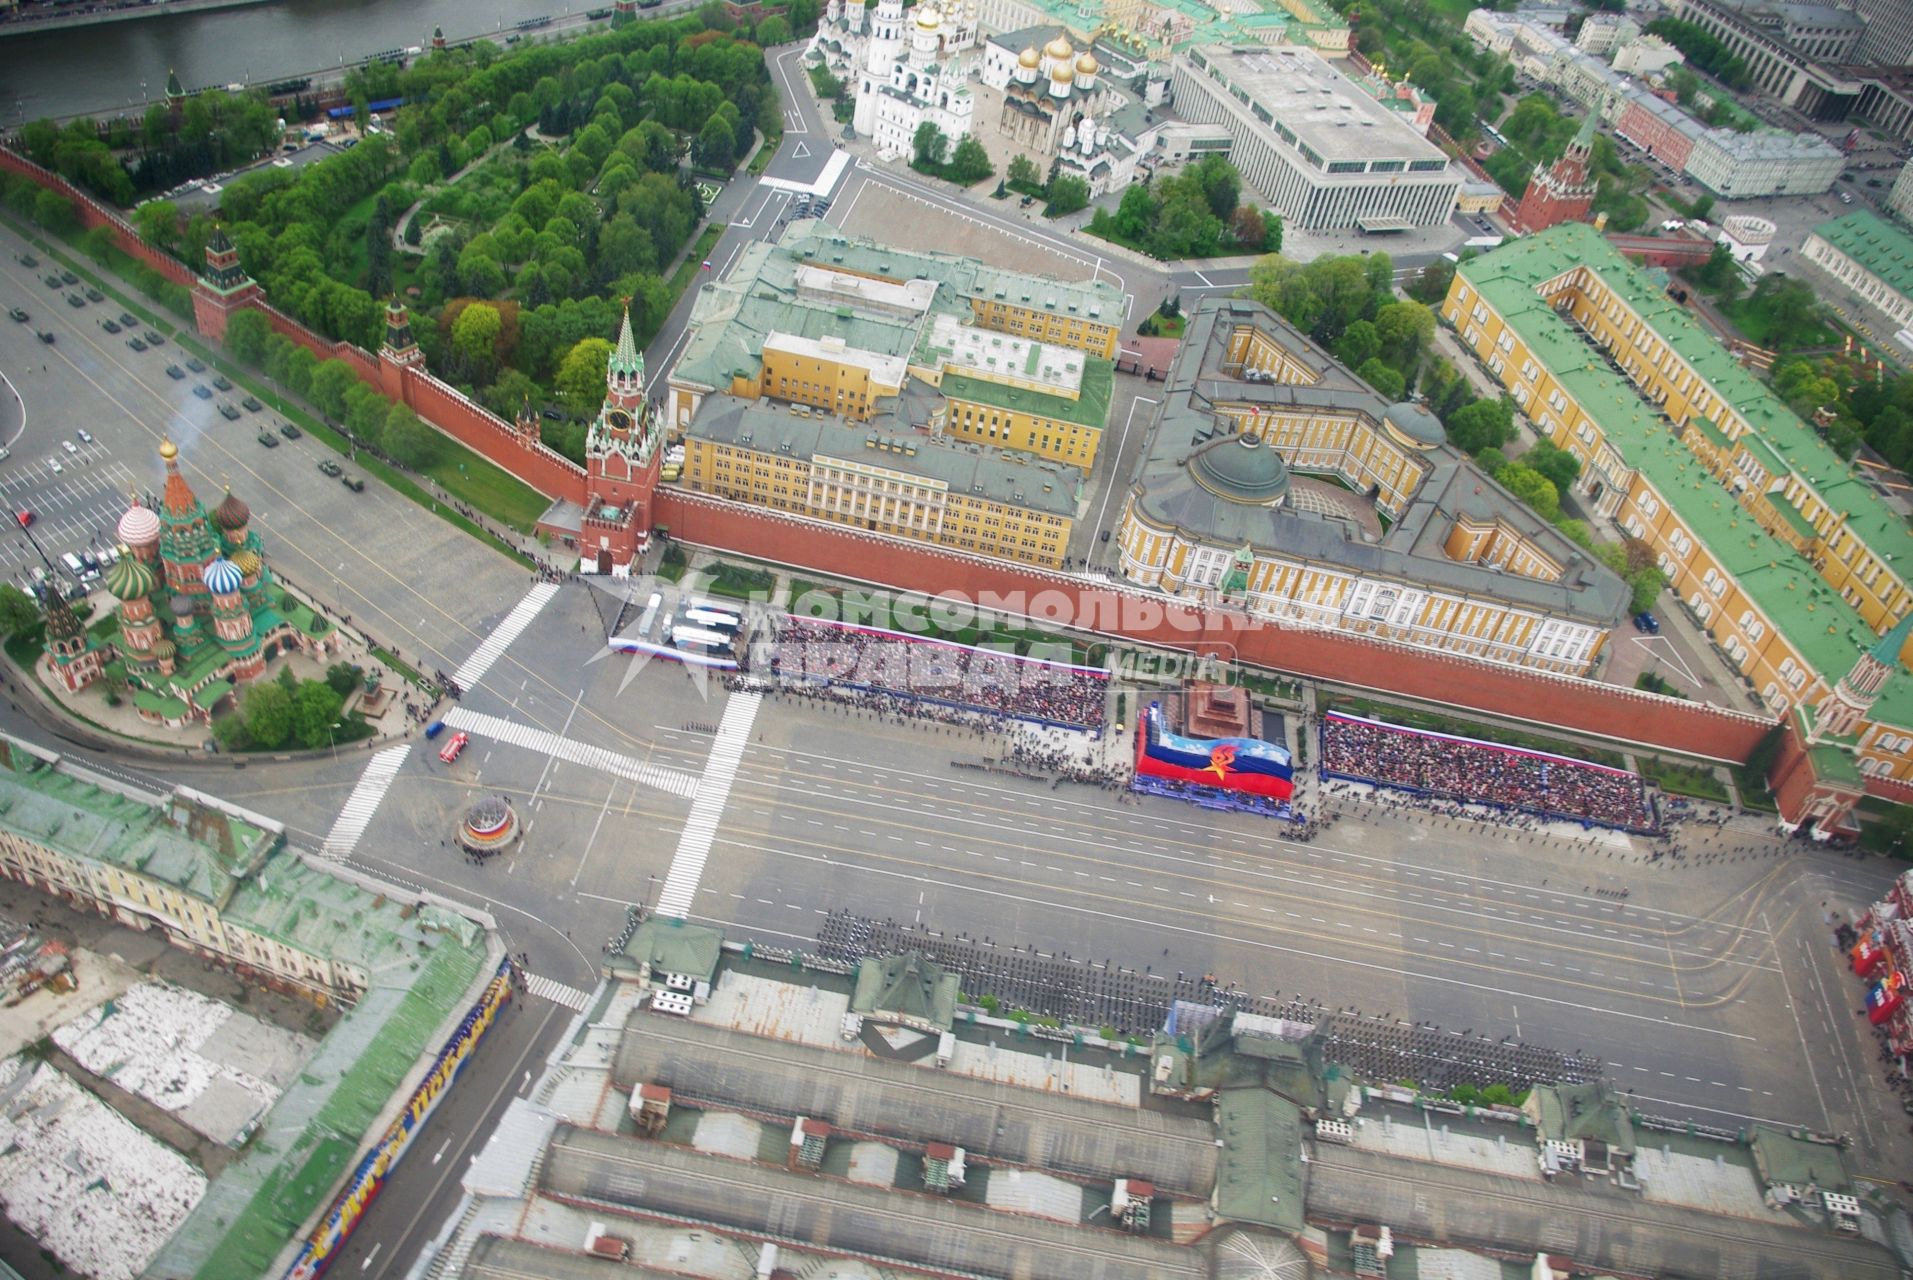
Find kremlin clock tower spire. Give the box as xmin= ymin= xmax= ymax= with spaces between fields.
xmin=580 ymin=301 xmax=663 ymax=572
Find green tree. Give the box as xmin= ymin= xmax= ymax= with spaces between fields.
xmin=555 ymin=337 xmax=615 ymax=417
xmin=913 ymin=120 xmax=948 ymax=168
xmin=32 ymin=189 xmax=76 ymax=233
xmin=0 ymin=585 xmax=40 ymax=637
xmin=757 ymin=14 xmax=792 ymax=43
xmin=1374 ymin=300 xmax=1435 ymax=367
xmin=947 ymin=134 xmax=993 ymax=185
xmin=1007 ymin=154 xmax=1041 ymax=192
xmin=1524 ymin=440 xmax=1581 ymax=495
xmin=1189 ymin=155 xmax=1241 ymax=220
xmin=1496 ymin=462 xmax=1560 ymax=520
xmin=1045 ymin=174 xmax=1089 ymax=218
xmin=134 ymin=199 xmax=180 ymax=251
xmin=308 ymin=360 xmax=363 ymax=421
xmin=1628 ymin=564 xmax=1668 ymax=614
xmin=382 ymin=404 xmax=441 ymax=469
xmin=325 ymin=662 xmax=361 ymax=697
xmin=291 ymin=679 xmax=346 ymax=749
xmin=1260 ymin=210 xmax=1283 ymax=254
xmin=1334 ymin=320 xmax=1381 ymax=369
xmin=1747 ymin=275 xmax=1822 ymax=347
xmin=223 ymin=309 xmax=272 ymax=366
xmin=450 ymin=302 xmax=504 ymax=384
xmin=1445 ymin=398 xmax=1514 ymax=454
xmin=1356 ymin=357 xmax=1406 ymax=400
xmin=695 ymin=114 xmax=737 ymax=172
xmin=242 ymin=681 xmax=293 ymax=750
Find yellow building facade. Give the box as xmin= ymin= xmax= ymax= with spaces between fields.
xmin=681 ymin=403 xmax=1075 ymax=568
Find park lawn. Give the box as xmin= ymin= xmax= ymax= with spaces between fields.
xmin=418 ymin=443 xmax=551 ymax=532
xmin=1720 ymin=294 xmax=1839 ymax=351
xmin=1640 ymin=758 xmax=1730 ymax=804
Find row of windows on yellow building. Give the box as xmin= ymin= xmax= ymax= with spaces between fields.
xmin=681 ymin=439 xmax=1071 ymax=567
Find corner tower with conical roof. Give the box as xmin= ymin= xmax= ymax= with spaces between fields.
xmin=580 ymin=303 xmax=664 ymax=573
xmin=40 ymin=588 xmax=105 ymax=693
xmin=191 ymin=223 xmax=261 ymax=344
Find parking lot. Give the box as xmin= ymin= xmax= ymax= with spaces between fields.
xmin=0 ymin=222 xmax=541 ymax=686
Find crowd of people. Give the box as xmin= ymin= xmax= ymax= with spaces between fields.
xmin=768 ymin=617 xmax=1108 ymax=729
xmin=1319 ymin=714 xmax=1659 ymax=834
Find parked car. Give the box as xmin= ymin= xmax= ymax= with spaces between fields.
xmin=45 ymin=457 xmax=61 ymax=474
xmin=14 ymin=511 xmax=32 ymax=529
xmin=76 ymin=430 xmax=91 ymax=444
xmin=257 ymin=431 xmax=279 ymax=448
xmin=61 ymin=441 xmax=77 ymax=456
xmin=278 ymin=421 xmax=302 ymax=439
xmin=1633 ymin=611 xmax=1660 ymax=634
xmin=318 ymin=459 xmax=343 ymax=477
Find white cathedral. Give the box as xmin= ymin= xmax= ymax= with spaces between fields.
xmin=810 ymin=0 xmax=979 ymax=159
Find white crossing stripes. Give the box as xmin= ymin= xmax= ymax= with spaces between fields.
xmin=524 ymin=972 xmax=591 ymax=1011
xmin=452 ymin=582 xmax=560 ymax=690
xmin=439 ymin=708 xmax=699 ymax=799
xmin=319 ymin=745 xmax=410 ymax=861
xmin=655 ymin=691 xmax=761 ymax=919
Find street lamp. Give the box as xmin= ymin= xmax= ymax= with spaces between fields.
xmin=327 ymin=720 xmax=341 ymax=762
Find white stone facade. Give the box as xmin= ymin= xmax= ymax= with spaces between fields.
xmin=813 ymin=0 xmax=979 ymax=157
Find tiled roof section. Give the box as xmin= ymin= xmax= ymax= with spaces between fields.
xmin=1212 ymin=1087 xmax=1305 ymax=1232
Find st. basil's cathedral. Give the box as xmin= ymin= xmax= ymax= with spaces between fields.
xmin=39 ymin=439 xmax=341 ymax=725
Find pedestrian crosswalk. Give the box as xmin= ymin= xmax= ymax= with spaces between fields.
xmin=319 ymin=744 xmax=410 ymax=861
xmin=440 ymin=708 xmax=700 ymax=799
xmin=452 ymin=582 xmax=560 ymax=691
xmin=655 ymin=691 xmax=761 ymax=920
xmin=523 ymin=972 xmax=592 ymax=1011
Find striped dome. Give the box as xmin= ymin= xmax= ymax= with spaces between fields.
xmin=116 ymin=504 xmax=161 ymax=546
xmin=231 ymin=548 xmax=262 ymax=578
xmin=151 ymin=638 xmax=176 ymax=659
xmin=104 ymin=552 xmax=156 ymax=601
xmin=202 ymin=558 xmax=244 ymax=595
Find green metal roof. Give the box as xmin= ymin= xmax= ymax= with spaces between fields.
xmin=941 ymin=359 xmax=1113 ymax=432
xmin=850 ymin=950 xmax=958 ymax=1031
xmin=1458 ymin=225 xmax=1913 ymax=727
xmin=628 ymin=916 xmax=723 ymax=982
xmin=1212 ymin=1087 xmax=1305 ymax=1233
xmin=1749 ymin=1125 xmax=1853 ymax=1192
xmin=0 ymin=740 xmax=278 ymax=908
xmin=1530 ymin=1080 xmax=1636 ymax=1155
xmin=1810 ymin=210 xmax=1913 ymax=306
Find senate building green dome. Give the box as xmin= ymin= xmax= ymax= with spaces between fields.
xmin=1190 ymin=432 xmax=1291 ymax=507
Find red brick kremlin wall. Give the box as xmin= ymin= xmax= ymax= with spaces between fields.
xmin=1 ymin=146 xmax=1779 ymax=764
xmin=0 ymin=149 xmax=193 ymax=287
xmin=655 ymin=492 xmax=1777 ymax=763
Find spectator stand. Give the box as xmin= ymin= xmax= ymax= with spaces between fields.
xmin=1319 ymin=711 xmax=1661 ymax=836
xmin=769 ymin=616 xmax=1110 ymax=732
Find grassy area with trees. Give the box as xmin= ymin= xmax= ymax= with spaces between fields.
xmin=1085 ymin=155 xmax=1280 ymax=259
xmin=911 ymin=121 xmax=994 ymax=186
